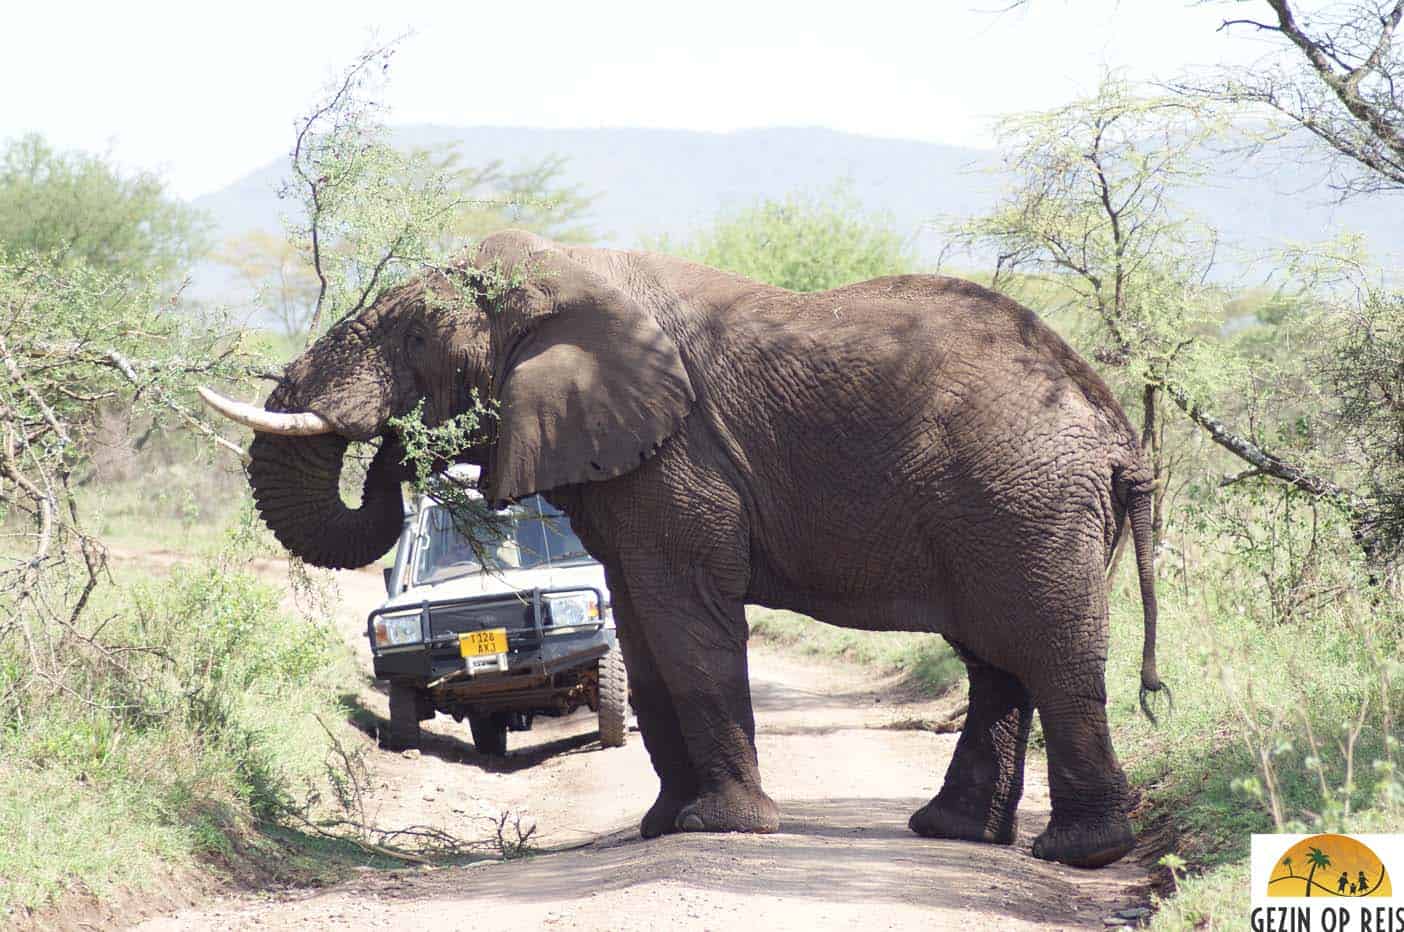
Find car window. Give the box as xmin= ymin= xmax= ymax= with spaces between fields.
xmin=411 ymin=495 xmax=593 ymax=585
xmin=535 ymin=499 xmax=592 ymax=564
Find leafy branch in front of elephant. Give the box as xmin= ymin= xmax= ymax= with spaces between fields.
xmin=388 ymin=397 xmax=512 ymax=558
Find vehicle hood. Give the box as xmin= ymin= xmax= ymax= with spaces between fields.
xmin=381 ymin=561 xmax=610 ymax=611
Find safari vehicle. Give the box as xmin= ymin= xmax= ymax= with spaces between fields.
xmin=368 ymin=479 xmax=628 ymax=756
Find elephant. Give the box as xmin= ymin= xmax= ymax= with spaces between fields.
xmin=201 ymin=229 xmax=1165 ymax=869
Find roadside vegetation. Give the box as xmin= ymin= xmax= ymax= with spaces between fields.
xmin=1 ymin=3 xmax=1400 ymax=927
xmin=646 ymin=183 xmax=915 ymax=292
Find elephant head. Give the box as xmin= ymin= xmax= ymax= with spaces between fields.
xmin=203 ymin=231 xmax=696 ymax=569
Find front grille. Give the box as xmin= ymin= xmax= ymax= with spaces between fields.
xmin=428 ymin=597 xmax=536 ymax=648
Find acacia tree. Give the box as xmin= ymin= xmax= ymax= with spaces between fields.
xmin=0 ymin=130 xmax=279 ymax=712
xmin=1178 ymin=0 xmax=1404 ymax=563
xmin=944 ymin=75 xmax=1227 ymax=548
xmin=219 ymin=230 xmax=321 ymax=337
xmin=224 ymin=153 xmax=593 ymax=341
xmin=951 ymin=61 xmax=1399 ymax=563
xmin=282 ymin=42 xmax=595 ymax=343
xmin=0 ymin=256 xmax=260 ymax=702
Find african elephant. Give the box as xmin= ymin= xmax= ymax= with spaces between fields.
xmin=202 ymin=229 xmax=1164 ymax=869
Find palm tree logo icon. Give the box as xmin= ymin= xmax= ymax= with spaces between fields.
xmin=1267 ymin=835 xmax=1391 ymax=898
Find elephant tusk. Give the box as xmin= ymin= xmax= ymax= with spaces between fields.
xmin=198 ymin=386 xmax=335 ymax=436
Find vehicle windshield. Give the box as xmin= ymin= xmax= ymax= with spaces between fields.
xmin=412 ymin=495 xmax=593 ymax=585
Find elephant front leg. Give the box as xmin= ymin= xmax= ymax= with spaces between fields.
xmin=910 ymin=650 xmax=1032 ymax=845
xmin=628 ymin=571 xmax=779 ymax=835
xmin=605 ymin=573 xmax=699 ymax=838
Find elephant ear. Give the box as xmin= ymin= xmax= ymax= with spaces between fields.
xmin=484 ymin=255 xmax=695 ymax=504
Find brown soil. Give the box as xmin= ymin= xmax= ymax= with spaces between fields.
xmin=104 ymin=551 xmax=1154 ymax=931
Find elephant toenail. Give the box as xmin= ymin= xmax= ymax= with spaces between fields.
xmin=678 ymin=812 xmax=705 ymax=831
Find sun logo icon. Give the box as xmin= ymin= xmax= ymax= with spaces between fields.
xmin=1267 ymin=834 xmax=1391 ymax=898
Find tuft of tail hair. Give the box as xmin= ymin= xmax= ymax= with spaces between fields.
xmin=1116 ymin=471 xmax=1172 ymax=724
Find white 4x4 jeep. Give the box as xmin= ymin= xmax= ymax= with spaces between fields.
xmin=369 ymin=479 xmax=628 ymax=756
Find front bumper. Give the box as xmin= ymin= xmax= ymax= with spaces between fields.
xmin=367 ymin=587 xmax=612 ymax=687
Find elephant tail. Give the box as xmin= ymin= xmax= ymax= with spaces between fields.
xmin=1120 ymin=470 xmax=1171 ymax=724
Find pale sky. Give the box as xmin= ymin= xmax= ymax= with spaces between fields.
xmin=4 ymin=1 xmax=1282 ymax=200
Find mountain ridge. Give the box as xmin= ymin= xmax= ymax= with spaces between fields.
xmin=190 ymin=124 xmax=1400 ymax=307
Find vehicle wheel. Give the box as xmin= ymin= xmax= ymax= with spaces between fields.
xmin=382 ymin=682 xmax=423 ymax=751
xmin=469 ymin=712 xmax=509 ymax=757
xmin=597 ymin=642 xmax=629 ymax=749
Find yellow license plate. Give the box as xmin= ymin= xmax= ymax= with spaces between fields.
xmin=460 ymin=628 xmax=508 ymax=658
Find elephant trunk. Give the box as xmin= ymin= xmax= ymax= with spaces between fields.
xmin=246 ymin=409 xmax=408 ymax=570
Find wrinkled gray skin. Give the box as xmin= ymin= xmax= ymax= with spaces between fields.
xmin=242 ymin=230 xmax=1164 ymax=869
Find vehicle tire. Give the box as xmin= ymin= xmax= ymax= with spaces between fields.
xmin=469 ymin=712 xmax=509 ymax=757
xmin=597 ymin=642 xmax=629 ymax=749
xmin=382 ymin=682 xmax=423 ymax=751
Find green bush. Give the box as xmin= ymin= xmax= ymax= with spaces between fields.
xmin=0 ymin=520 xmax=357 ymax=912
xmin=649 ymin=183 xmax=915 ymax=293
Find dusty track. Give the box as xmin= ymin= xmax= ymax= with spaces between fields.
xmin=133 ymin=560 xmax=1154 ymax=931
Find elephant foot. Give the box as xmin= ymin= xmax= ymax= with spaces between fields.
xmin=675 ymin=784 xmax=780 ymax=834
xmin=908 ymin=795 xmax=1017 ymax=845
xmin=640 ymin=788 xmax=692 ymax=839
xmin=1031 ymin=817 xmax=1135 ymax=868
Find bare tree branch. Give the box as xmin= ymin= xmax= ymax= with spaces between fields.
xmin=1162 ymin=380 xmax=1353 ymax=502
xmin=1195 ymin=0 xmax=1404 ymax=196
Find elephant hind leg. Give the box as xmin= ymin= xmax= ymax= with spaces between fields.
xmin=910 ymin=645 xmax=1031 ymax=845
xmin=1028 ymin=688 xmax=1135 ymax=868
xmin=997 ymin=543 xmax=1135 ymax=868
xmin=1022 ymin=605 xmax=1134 ymax=866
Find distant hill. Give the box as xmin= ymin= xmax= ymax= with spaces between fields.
xmin=189 ymin=124 xmax=1400 ymax=310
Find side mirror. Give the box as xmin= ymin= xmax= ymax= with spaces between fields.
xmin=383 ymin=566 xmax=394 ymax=596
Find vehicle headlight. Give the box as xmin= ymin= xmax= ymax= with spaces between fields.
xmin=543 ymin=591 xmax=599 ymax=634
xmin=373 ymin=610 xmax=423 ymax=648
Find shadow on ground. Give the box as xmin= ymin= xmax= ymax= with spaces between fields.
xmin=341 ymin=692 xmax=606 ymax=772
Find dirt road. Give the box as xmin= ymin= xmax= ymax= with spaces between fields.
xmin=135 ymin=564 xmax=1154 ymax=931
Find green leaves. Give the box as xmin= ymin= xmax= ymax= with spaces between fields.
xmin=946 ymin=73 xmax=1224 ymax=377
xmin=0 ymin=134 xmax=209 ymax=282
xmin=1320 ymin=289 xmax=1404 ymax=559
xmin=652 ymin=183 xmax=913 ymax=292
xmin=387 ymin=397 xmax=509 ymax=549
xmin=280 ymin=44 xmax=464 ymax=339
